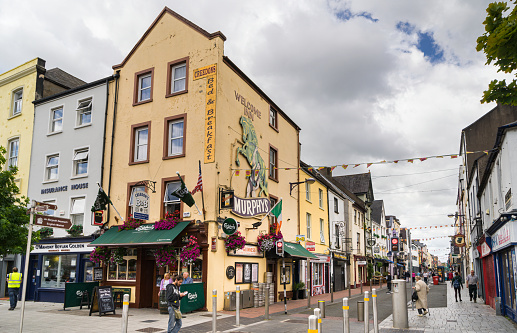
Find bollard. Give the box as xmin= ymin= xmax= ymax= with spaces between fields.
xmin=372 ymin=288 xmax=379 ymax=333
xmin=318 ymin=300 xmax=326 ymax=318
xmin=265 ymin=284 xmax=270 ymax=320
xmin=314 ymin=308 xmax=322 ymax=333
xmin=236 ymin=286 xmax=240 ymax=326
xmin=391 ymin=280 xmax=408 ymax=329
xmin=364 ymin=291 xmax=370 ymax=333
xmin=357 ymin=301 xmax=364 ymax=321
xmin=212 ymin=290 xmax=217 ymax=333
xmin=308 ymin=315 xmax=318 ymax=333
xmin=121 ymin=294 xmax=129 ymax=333
xmin=342 ymin=298 xmax=350 ymax=333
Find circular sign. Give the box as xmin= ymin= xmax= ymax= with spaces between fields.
xmin=226 ymin=265 xmax=236 ymax=279
xmin=391 ymin=238 xmax=399 ymax=245
xmin=453 ymin=234 xmax=466 ymax=247
xmin=222 ymin=218 xmax=238 ymax=235
xmin=367 ymin=238 xmax=376 ymax=246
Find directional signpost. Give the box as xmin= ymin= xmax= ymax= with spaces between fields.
xmin=34 ymin=215 xmax=72 ymax=229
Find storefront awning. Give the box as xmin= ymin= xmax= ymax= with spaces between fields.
xmin=386 ymin=259 xmax=394 ymax=263
xmin=89 ymin=222 xmax=190 ymax=246
xmin=284 ymin=242 xmax=318 ymax=259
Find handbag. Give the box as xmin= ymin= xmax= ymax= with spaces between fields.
xmin=174 ymin=308 xmax=182 ymax=320
xmin=412 ymin=290 xmax=418 ymax=302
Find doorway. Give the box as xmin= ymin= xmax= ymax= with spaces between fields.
xmin=267 ymin=260 xmax=277 ymax=302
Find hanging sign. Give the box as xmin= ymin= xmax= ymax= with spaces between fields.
xmin=306 ymin=241 xmax=316 ymax=252
xmin=453 ymin=234 xmax=466 ymax=247
xmin=226 ymin=266 xmax=236 ymax=279
xmin=231 ymin=195 xmax=270 ymax=217
xmin=296 ymin=235 xmax=306 ymax=242
xmin=132 ymin=191 xmax=149 ymax=220
xmin=220 ymin=190 xmax=235 ymax=209
xmin=222 ymin=218 xmax=238 ymax=235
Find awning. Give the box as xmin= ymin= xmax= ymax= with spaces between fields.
xmin=386 ymin=260 xmax=394 ymax=263
xmin=284 ymin=242 xmax=318 ymax=259
xmin=89 ymin=222 xmax=190 ymax=246
xmin=397 ymin=263 xmax=404 ymax=266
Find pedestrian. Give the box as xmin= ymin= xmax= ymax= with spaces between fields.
xmin=158 ymin=273 xmax=173 ymax=298
xmin=448 ymin=271 xmax=453 ymax=281
xmin=405 ymin=271 xmax=410 ymax=282
xmin=451 ymin=271 xmax=463 ymax=302
xmin=412 ymin=272 xmax=416 ymax=283
xmin=386 ymin=273 xmax=392 ymax=293
xmin=7 ymin=267 xmax=22 ymax=311
xmin=413 ymin=276 xmax=429 ymax=316
xmin=166 ymin=275 xmax=188 ymax=333
xmin=423 ymin=271 xmax=428 ymax=285
xmin=182 ymin=272 xmax=193 ymax=284
xmin=466 ymin=270 xmax=479 ymax=303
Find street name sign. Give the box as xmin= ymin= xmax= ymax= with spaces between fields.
xmin=35 ymin=215 xmax=72 ymax=229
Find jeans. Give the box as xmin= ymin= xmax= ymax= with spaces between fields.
xmin=454 ymin=287 xmax=462 ymax=300
xmin=387 ymin=282 xmax=391 ymax=292
xmin=8 ymin=288 xmax=19 ymax=309
xmin=469 ymin=285 xmax=478 ymax=299
xmin=168 ymin=306 xmax=182 ymax=333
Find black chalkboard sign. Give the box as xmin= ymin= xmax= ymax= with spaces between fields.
xmin=89 ymin=286 xmax=116 ymax=316
xmin=93 ymin=267 xmax=103 ymax=281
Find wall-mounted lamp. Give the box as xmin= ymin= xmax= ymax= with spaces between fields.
xmin=289 ymin=178 xmax=316 ymax=196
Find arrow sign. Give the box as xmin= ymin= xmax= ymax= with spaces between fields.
xmin=35 ymin=201 xmax=58 ymax=210
xmin=34 ymin=215 xmax=72 ymax=229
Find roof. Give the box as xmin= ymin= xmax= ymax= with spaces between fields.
xmin=34 ymin=75 xmax=115 ymax=105
xmin=332 ymin=173 xmax=372 ymax=195
xmin=113 ymin=7 xmax=226 ymax=70
xmin=299 ymin=161 xmax=354 ymax=204
xmin=371 ymin=200 xmax=384 ymax=225
xmin=45 ymin=68 xmax=86 ymax=89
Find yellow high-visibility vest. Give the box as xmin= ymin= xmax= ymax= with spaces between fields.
xmin=7 ymin=272 xmax=22 ymax=288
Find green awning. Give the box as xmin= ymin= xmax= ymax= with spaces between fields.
xmin=89 ymin=222 xmax=190 ymax=246
xmin=284 ymin=242 xmax=318 ymax=259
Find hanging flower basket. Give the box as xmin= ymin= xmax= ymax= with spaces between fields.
xmin=154 ymin=246 xmax=178 ymax=268
xmin=225 ymin=231 xmax=246 ymax=253
xmin=110 ymin=247 xmax=127 ymax=265
xmin=39 ymin=227 xmax=53 ymax=239
xmin=154 ymin=212 xmax=180 ymax=230
xmin=90 ymin=246 xmax=111 ymax=265
xmin=67 ymin=225 xmax=83 ymax=237
xmin=257 ymin=229 xmax=283 ymax=252
xmin=179 ymin=236 xmax=201 ymax=265
xmin=118 ymin=217 xmax=143 ymax=231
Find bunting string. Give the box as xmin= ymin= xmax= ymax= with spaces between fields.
xmin=413 ymin=235 xmax=452 ymax=241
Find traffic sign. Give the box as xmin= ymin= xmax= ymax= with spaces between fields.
xmin=391 ymin=237 xmax=399 ymax=252
xmin=276 ymin=239 xmax=284 ymax=256
xmin=34 ymin=215 xmax=72 ymax=229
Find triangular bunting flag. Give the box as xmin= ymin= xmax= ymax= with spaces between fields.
xmin=367 ymin=163 xmax=372 ymax=168
xmin=331 ymin=166 xmax=336 ymax=172
xmin=408 ymin=159 xmax=414 ymax=163
xmin=451 ymin=155 xmax=458 ymax=159
xmin=342 ymin=165 xmax=348 ymax=169
xmin=235 ymin=170 xmax=240 ymax=176
xmin=354 ymin=164 xmax=360 ymax=168
xmin=419 ymin=158 xmax=427 ymax=162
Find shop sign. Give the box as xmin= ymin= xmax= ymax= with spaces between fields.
xmin=226 ymin=266 xmax=236 ymax=279
xmin=453 ymin=234 xmax=466 ymax=247
xmin=222 ymin=218 xmax=238 ymax=235
xmin=32 ymin=242 xmax=91 ymax=253
xmin=35 ymin=215 xmax=72 ymax=229
xmin=227 ymin=244 xmax=263 ymax=257
xmin=231 ymin=195 xmax=270 ymax=217
xmin=306 ymin=241 xmax=316 ymax=252
xmin=492 ymin=221 xmax=517 ymax=252
xmin=357 ymin=261 xmax=367 ymax=266
xmin=334 ymin=253 xmax=348 ymax=260
xmin=312 ymin=254 xmax=331 ymax=264
xmin=211 ymin=237 xmax=217 ymax=252
xmin=204 ymin=69 xmax=217 ymax=164
xmin=477 ymin=238 xmax=492 ymax=258
xmin=132 ymin=191 xmax=149 ymax=220
xmin=296 ymin=235 xmax=306 ymax=242
xmin=220 ymin=190 xmax=235 ymax=209
xmin=193 ymin=64 xmax=217 ymax=80
xmin=374 ymin=246 xmax=380 ymax=253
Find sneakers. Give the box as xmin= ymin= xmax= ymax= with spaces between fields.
xmin=474 ymin=299 xmax=477 ymax=303
xmin=418 ymin=314 xmax=424 ymax=317
xmin=8 ymin=308 xmax=13 ymax=311
xmin=460 ymin=299 xmax=463 ymax=302
xmin=423 ymin=310 xmax=428 ymax=315
xmin=456 ymin=299 xmax=458 ymax=302
xmin=470 ymin=296 xmax=473 ymax=301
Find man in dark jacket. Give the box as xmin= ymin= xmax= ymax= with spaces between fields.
xmin=166 ymin=275 xmax=188 ymax=333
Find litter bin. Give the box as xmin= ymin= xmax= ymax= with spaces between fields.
xmin=357 ymin=301 xmax=364 ymax=321
xmin=433 ymin=276 xmax=439 ymax=285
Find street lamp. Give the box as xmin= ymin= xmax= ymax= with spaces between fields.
xmin=289 ymin=178 xmax=315 ymax=196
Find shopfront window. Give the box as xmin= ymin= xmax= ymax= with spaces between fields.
xmin=41 ymin=254 xmax=77 ymax=288
xmin=83 ymin=254 xmax=94 ymax=282
xmin=192 ymin=259 xmax=203 ymax=282
xmin=108 ymin=248 xmax=137 ymax=281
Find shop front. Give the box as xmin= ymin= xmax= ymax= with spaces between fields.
xmin=477 ymin=236 xmax=496 ymax=307
xmin=308 ymin=254 xmax=330 ymax=296
xmin=353 ymin=255 xmax=367 ymax=288
xmin=26 ymin=236 xmax=96 ymax=303
xmin=332 ymin=252 xmax=348 ymax=292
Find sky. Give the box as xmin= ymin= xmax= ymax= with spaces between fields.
xmin=0 ymin=0 xmax=511 ymax=262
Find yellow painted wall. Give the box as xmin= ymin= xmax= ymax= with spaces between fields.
xmin=0 ymin=58 xmax=40 ymax=196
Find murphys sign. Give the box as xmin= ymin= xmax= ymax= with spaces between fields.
xmin=232 ymin=195 xmax=270 ymax=218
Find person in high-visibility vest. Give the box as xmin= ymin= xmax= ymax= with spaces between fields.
xmin=7 ymin=267 xmax=22 ymax=310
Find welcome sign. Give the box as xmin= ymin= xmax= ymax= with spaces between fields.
xmin=231 ymin=195 xmax=270 ymax=218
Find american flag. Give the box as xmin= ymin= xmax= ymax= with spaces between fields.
xmin=191 ymin=163 xmax=203 ymax=195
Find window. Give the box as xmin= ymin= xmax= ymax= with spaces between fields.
xmin=319 ymin=189 xmax=323 ymax=208
xmin=129 ymin=186 xmax=146 ymax=217
xmin=334 ymin=197 xmax=339 ymax=213
xmin=133 ymin=68 xmax=154 ymax=105
xmin=335 ymin=224 xmax=340 ymax=248
xmin=269 ymin=107 xmax=277 ymax=130
xmin=41 ymin=254 xmax=77 ymax=288
xmin=270 ymin=197 xmax=278 ymax=227
xmin=43 ymin=200 xmax=56 ymax=216
xmin=320 ymin=218 xmax=325 ymax=244
xmin=130 ymin=123 xmax=150 ymax=164
xmin=269 ymin=145 xmax=278 ymax=180
xmin=167 ymin=118 xmax=184 ymax=157
xmin=50 ymin=107 xmax=63 ymax=133
xmin=306 ymin=182 xmax=311 ymax=201
xmin=11 ymin=88 xmax=23 ymax=116
xmin=73 ymin=148 xmax=89 ymax=177
xmin=76 ymin=98 xmax=92 ymax=126
xmin=7 ymin=138 xmax=19 ymax=168
xmin=354 ymin=209 xmax=357 ymax=225
xmin=306 ymin=213 xmax=312 ymax=240
xmin=108 ymin=248 xmax=137 ymax=281
xmin=70 ymin=197 xmax=85 ymax=226
xmin=45 ymin=154 xmax=59 ymax=181
xmin=166 ymin=58 xmax=189 ymax=97
xmin=164 ymin=181 xmax=181 ymax=217
xmin=357 ymin=232 xmax=361 ymax=252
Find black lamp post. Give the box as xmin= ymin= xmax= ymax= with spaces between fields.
xmin=289 ymin=178 xmax=316 ymax=196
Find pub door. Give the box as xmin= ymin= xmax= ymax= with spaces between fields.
xmin=267 ymin=260 xmax=277 ymax=302
xmin=140 ymin=257 xmax=155 ymax=308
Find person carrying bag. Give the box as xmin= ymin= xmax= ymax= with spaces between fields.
xmin=166 ymin=275 xmax=188 ymax=333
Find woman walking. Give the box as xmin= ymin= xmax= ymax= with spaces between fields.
xmin=451 ymin=271 xmax=463 ymax=302
xmin=414 ymin=276 xmax=430 ymax=316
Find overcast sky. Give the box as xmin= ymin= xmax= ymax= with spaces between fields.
xmin=1 ymin=0 xmax=509 ymax=262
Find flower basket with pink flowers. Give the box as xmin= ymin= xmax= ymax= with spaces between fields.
xmin=90 ymin=246 xmax=111 ymax=265
xmin=225 ymin=231 xmax=246 ymax=253
xmin=154 ymin=212 xmax=180 ymax=230
xmin=118 ymin=217 xmax=143 ymax=231
xmin=154 ymin=246 xmax=178 ymax=268
xmin=180 ymin=236 xmax=201 ymax=265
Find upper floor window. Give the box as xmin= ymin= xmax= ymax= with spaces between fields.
xmin=269 ymin=146 xmax=278 ymax=181
xmin=43 ymin=199 xmax=56 ymax=216
xmin=11 ymin=88 xmax=23 ymax=116
xmin=73 ymin=148 xmax=89 ymax=177
xmin=270 ymin=196 xmax=278 ymax=227
xmin=166 ymin=117 xmax=185 ymax=158
xmin=132 ymin=125 xmax=149 ymax=163
xmin=320 ymin=218 xmax=325 ymax=244
xmin=50 ymin=107 xmax=63 ymax=133
xmin=166 ymin=58 xmax=188 ymax=97
xmin=76 ymin=98 xmax=92 ymax=126
xmin=45 ymin=154 xmax=59 ymax=181
xmin=306 ymin=213 xmax=312 ymax=240
xmin=319 ymin=189 xmax=323 ymax=208
xmin=164 ymin=181 xmax=181 ymax=217
xmin=7 ymin=138 xmax=19 ymax=168
xmin=354 ymin=209 xmax=357 ymax=224
xmin=334 ymin=197 xmax=339 ymax=213
xmin=334 ymin=224 xmax=340 ymax=248
xmin=269 ymin=107 xmax=277 ymax=130
xmin=70 ymin=197 xmax=86 ymax=226
xmin=134 ymin=68 xmax=154 ymax=105
xmin=306 ymin=182 xmax=311 ymax=201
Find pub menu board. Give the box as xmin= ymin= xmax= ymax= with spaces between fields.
xmin=93 ymin=267 xmax=103 ymax=281
xmin=235 ymin=263 xmax=259 ymax=284
xmin=89 ymin=286 xmax=116 ymax=316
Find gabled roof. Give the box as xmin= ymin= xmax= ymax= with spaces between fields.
xmin=45 ymin=68 xmax=86 ymax=89
xmin=371 ymin=200 xmax=384 ymax=225
xmin=113 ymin=7 xmax=226 ymax=70
xmin=332 ymin=173 xmax=372 ymax=195
xmin=299 ymin=161 xmax=354 ymax=204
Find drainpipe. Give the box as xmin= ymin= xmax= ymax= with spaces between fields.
xmin=107 ymin=70 xmax=120 ymax=225
xmin=100 ymin=74 xmax=116 ymax=187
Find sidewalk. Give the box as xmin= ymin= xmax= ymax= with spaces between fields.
xmin=378 ymin=281 xmax=517 ymax=332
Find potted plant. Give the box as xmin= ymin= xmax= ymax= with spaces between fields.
xmin=296 ymin=282 xmax=305 ymax=299
xmin=39 ymin=227 xmax=53 ymax=239
xmin=67 ymin=225 xmax=83 ymax=237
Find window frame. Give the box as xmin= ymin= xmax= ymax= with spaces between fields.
xmin=44 ymin=153 xmax=60 ymax=183
xmin=129 ymin=121 xmax=151 ymax=165
xmin=320 ymin=218 xmax=325 ymax=244
xmin=71 ymin=146 xmax=89 ymax=178
xmin=49 ymin=106 xmax=64 ymax=135
xmin=269 ymin=195 xmax=279 ymax=229
xmin=306 ymin=213 xmax=312 ymax=240
xmin=7 ymin=137 xmax=20 ymax=169
xmin=269 ymin=144 xmax=278 ymax=182
xmin=11 ymin=87 xmax=23 ymax=117
xmin=160 ymin=175 xmax=184 ymax=219
xmin=306 ymin=182 xmax=311 ymax=202
xmin=69 ymin=196 xmax=86 ymax=226
xmin=166 ymin=57 xmax=189 ymax=98
xmin=163 ymin=114 xmax=186 ymax=160
xmin=334 ymin=197 xmax=339 ymax=213
xmin=319 ymin=189 xmax=323 ymax=209
xmin=133 ymin=68 xmax=154 ymax=106
xmin=75 ymin=97 xmax=93 ymax=128
xmin=269 ymin=106 xmax=278 ymax=131
xmin=126 ymin=183 xmax=148 ymax=219
xmin=42 ymin=199 xmax=57 ymax=216
xmin=107 ymin=248 xmax=138 ymax=281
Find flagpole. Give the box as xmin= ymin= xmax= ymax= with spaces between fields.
xmin=175 ymin=172 xmax=202 ymax=216
xmin=97 ymin=182 xmax=124 ymax=222
xmin=199 ymin=160 xmax=206 ymax=221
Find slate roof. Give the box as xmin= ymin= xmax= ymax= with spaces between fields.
xmin=371 ymin=200 xmax=383 ymax=225
xmin=45 ymin=68 xmax=86 ymax=89
xmin=332 ymin=173 xmax=371 ymax=195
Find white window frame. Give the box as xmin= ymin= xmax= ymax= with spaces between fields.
xmin=76 ymin=97 xmax=92 ymax=128
xmin=319 ymin=189 xmax=323 ymax=208
xmin=7 ymin=137 xmax=20 ymax=169
xmin=134 ymin=126 xmax=148 ymax=162
xmin=164 ymin=181 xmax=181 ymax=216
xmin=269 ymin=147 xmax=277 ymax=179
xmin=269 ymin=107 xmax=277 ymax=128
xmin=306 ymin=213 xmax=312 ymax=240
xmin=42 ymin=199 xmax=57 ymax=216
xmin=72 ymin=147 xmax=89 ymax=178
xmin=138 ymin=74 xmax=152 ymax=102
xmin=49 ymin=106 xmax=64 ymax=134
xmin=44 ymin=153 xmax=60 ymax=182
xmin=171 ymin=62 xmax=186 ymax=93
xmin=11 ymin=88 xmax=23 ymax=117
xmin=107 ymin=248 xmax=138 ymax=281
xmin=320 ymin=218 xmax=325 ymax=244
xmin=168 ymin=119 xmax=184 ymax=156
xmin=306 ymin=182 xmax=311 ymax=201
xmin=70 ymin=196 xmax=86 ymax=226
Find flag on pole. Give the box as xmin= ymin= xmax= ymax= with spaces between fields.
xmin=191 ymin=164 xmax=203 ymax=195
xmin=172 ymin=176 xmax=196 ymax=207
xmin=270 ymin=200 xmax=283 ymax=234
xmin=91 ymin=187 xmax=112 ymax=212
